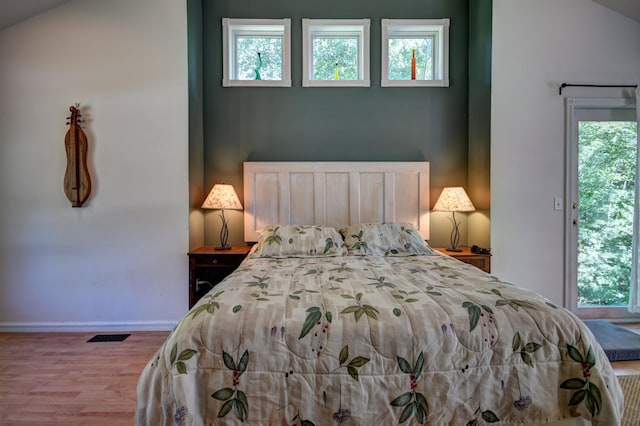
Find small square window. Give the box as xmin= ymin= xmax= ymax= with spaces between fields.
xmin=381 ymin=19 xmax=449 ymax=87
xmin=302 ymin=19 xmax=370 ymax=87
xmin=222 ymin=18 xmax=291 ymax=87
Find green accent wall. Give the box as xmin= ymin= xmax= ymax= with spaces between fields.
xmin=467 ymin=0 xmax=492 ymax=248
xmin=188 ymin=0 xmax=492 ymax=247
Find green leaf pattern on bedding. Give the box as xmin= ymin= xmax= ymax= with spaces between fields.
xmin=169 ymin=343 xmax=197 ymax=375
xmin=340 ymin=292 xmax=380 ymax=322
xmin=188 ymin=290 xmax=224 ymax=319
xmin=347 ymin=229 xmax=369 ymax=253
xmin=340 ymin=223 xmax=434 ymax=256
xmin=137 ymin=254 xmax=624 ymax=425
xmin=211 ymin=349 xmax=250 ymax=421
xmin=334 ymin=345 xmax=370 ymax=382
xmin=560 ymin=344 xmax=603 ymax=418
xmin=510 ymin=332 xmax=543 ymax=367
xmin=253 ymin=225 xmax=347 ymax=257
xmin=263 ymin=226 xmax=282 ymax=245
xmin=390 ymin=352 xmax=430 ymax=424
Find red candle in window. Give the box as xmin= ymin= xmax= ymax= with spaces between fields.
xmin=411 ymin=49 xmax=416 ymax=80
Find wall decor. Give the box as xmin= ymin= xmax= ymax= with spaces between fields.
xmin=63 ymin=104 xmax=91 ymax=207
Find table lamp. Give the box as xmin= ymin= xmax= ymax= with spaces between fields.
xmin=201 ymin=184 xmax=243 ymax=250
xmin=433 ymin=187 xmax=475 ymax=252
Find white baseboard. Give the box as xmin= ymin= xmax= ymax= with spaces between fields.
xmin=0 ymin=320 xmax=177 ymax=333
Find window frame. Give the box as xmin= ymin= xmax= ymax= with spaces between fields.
xmin=302 ymin=19 xmax=371 ymax=88
xmin=222 ymin=18 xmax=291 ymax=87
xmin=381 ymin=18 xmax=449 ymax=87
xmin=564 ymin=97 xmax=639 ymax=320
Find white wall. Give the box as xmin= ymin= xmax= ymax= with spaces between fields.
xmin=492 ymin=0 xmax=640 ymax=303
xmin=0 ymin=0 xmax=189 ymax=331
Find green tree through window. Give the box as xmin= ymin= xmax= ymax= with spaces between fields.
xmin=236 ymin=37 xmax=282 ymax=80
xmin=388 ymin=38 xmax=433 ymax=80
xmin=578 ymin=121 xmax=637 ymax=306
xmin=312 ymin=37 xmax=358 ymax=80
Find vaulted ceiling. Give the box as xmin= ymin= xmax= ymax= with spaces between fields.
xmin=593 ymin=0 xmax=640 ymax=23
xmin=0 ymin=0 xmax=69 ymax=31
xmin=0 ymin=0 xmax=638 ymax=33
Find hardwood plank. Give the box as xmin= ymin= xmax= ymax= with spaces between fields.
xmin=610 ymin=322 xmax=640 ymax=376
xmin=0 ymin=331 xmax=168 ymax=425
xmin=611 ymin=359 xmax=640 ymax=376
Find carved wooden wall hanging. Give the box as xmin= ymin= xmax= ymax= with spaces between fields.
xmin=64 ymin=105 xmax=91 ymax=207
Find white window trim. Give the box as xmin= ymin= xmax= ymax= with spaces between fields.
xmin=564 ymin=97 xmax=639 ymax=320
xmin=222 ymin=18 xmax=291 ymax=87
xmin=381 ymin=18 xmax=449 ymax=87
xmin=302 ymin=19 xmax=370 ymax=88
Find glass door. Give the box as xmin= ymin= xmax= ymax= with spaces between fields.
xmin=565 ymin=98 xmax=638 ymax=318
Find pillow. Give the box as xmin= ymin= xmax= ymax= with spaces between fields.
xmin=252 ymin=225 xmax=347 ymax=258
xmin=340 ymin=222 xmax=435 ymax=256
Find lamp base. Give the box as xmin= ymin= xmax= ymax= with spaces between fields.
xmin=445 ymin=248 xmax=462 ymax=252
xmin=215 ymin=246 xmax=232 ymax=250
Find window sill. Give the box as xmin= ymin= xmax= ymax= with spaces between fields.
xmin=381 ymin=79 xmax=450 ymax=88
xmin=222 ymin=79 xmax=292 ymax=88
xmin=302 ymin=80 xmax=370 ymax=88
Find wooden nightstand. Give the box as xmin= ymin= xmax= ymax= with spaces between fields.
xmin=434 ymin=247 xmax=491 ymax=273
xmin=187 ymin=246 xmax=252 ymax=308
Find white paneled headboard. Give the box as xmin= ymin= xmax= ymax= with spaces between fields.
xmin=243 ymin=162 xmax=430 ymax=242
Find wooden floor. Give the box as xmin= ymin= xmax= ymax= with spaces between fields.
xmin=0 ymin=331 xmax=169 ymax=425
xmin=610 ymin=322 xmax=640 ymax=376
xmin=0 ymin=329 xmax=639 ymax=425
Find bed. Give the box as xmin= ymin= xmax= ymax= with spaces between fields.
xmin=136 ymin=162 xmax=623 ymax=425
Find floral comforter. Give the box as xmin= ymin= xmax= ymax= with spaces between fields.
xmin=136 ymin=253 xmax=623 ymax=425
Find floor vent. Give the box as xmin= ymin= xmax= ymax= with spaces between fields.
xmin=87 ymin=334 xmax=130 ymax=343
